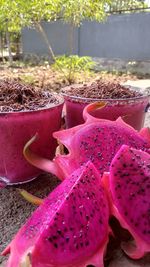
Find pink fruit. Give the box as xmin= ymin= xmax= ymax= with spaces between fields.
xmin=24 ymin=102 xmax=150 ymax=180
xmin=2 ymin=161 xmax=110 ymax=267
xmin=139 ymin=127 xmax=150 ymax=145
xmin=102 ymin=145 xmax=150 ymax=259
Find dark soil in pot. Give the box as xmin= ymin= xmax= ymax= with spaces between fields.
xmin=61 ymin=79 xmax=149 ymax=130
xmin=61 ymin=79 xmax=142 ymax=99
xmin=0 ymin=79 xmax=59 ymax=112
xmin=0 ymin=79 xmax=64 ymax=185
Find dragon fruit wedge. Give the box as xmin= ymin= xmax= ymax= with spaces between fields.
xmin=102 ymin=145 xmax=150 ymax=259
xmin=2 ymin=161 xmax=110 ymax=267
xmin=24 ymin=102 xmax=150 ymax=180
xmin=139 ymin=127 xmax=150 ymax=144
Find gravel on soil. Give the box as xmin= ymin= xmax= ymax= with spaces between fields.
xmin=61 ymin=80 xmax=142 ymax=99
xmin=0 ymin=79 xmax=59 ymax=112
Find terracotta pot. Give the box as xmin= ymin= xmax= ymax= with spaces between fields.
xmin=61 ymin=86 xmax=150 ymax=130
xmin=0 ymin=94 xmax=64 ymax=185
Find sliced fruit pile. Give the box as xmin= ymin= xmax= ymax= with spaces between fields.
xmin=1 ymin=102 xmax=150 ymax=267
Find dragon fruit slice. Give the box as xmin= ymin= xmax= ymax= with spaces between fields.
xmin=24 ymin=102 xmax=150 ymax=180
xmin=139 ymin=127 xmax=150 ymax=145
xmin=2 ymin=161 xmax=110 ymax=267
xmin=102 ymin=145 xmax=150 ymax=259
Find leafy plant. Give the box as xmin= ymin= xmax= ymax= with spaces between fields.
xmin=53 ymin=55 xmax=95 ymax=84
xmin=109 ymin=0 xmax=148 ymax=12
xmin=0 ymin=0 xmax=111 ymax=64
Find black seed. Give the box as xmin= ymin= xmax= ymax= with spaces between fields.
xmin=129 ymin=191 xmax=134 ymax=197
xmin=54 ymin=243 xmax=58 ymax=248
xmin=57 ymin=230 xmax=62 ymax=235
xmin=75 ymin=244 xmax=79 ymax=249
xmin=143 ymin=177 xmax=149 ymax=182
xmin=86 ymin=215 xmax=89 ymax=220
xmin=79 ymin=233 xmax=83 ymax=238
xmin=99 ymin=219 xmax=102 ymax=224
xmin=48 ymin=237 xmax=53 ymax=242
xmin=85 ymin=241 xmax=89 ymax=246
xmin=66 ymin=237 xmax=69 ymax=243
xmin=64 ymin=227 xmax=68 ymax=232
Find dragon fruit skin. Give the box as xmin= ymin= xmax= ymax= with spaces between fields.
xmin=139 ymin=127 xmax=150 ymax=144
xmin=2 ymin=161 xmax=110 ymax=267
xmin=24 ymin=102 xmax=150 ymax=181
xmin=102 ymin=145 xmax=150 ymax=259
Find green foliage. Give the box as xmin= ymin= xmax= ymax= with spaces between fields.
xmin=59 ymin=0 xmax=111 ymax=26
xmin=0 ymin=0 xmax=111 ymax=33
xmin=109 ymin=0 xmax=148 ymax=12
xmin=0 ymin=0 xmax=60 ymax=32
xmin=53 ymin=55 xmax=96 ymax=84
xmin=19 ymin=0 xmax=61 ymax=26
xmin=0 ymin=0 xmax=25 ymax=32
xmin=0 ymin=0 xmax=111 ymax=64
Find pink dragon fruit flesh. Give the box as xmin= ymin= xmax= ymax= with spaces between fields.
xmin=2 ymin=161 xmax=110 ymax=267
xmin=24 ymin=102 xmax=150 ymax=180
xmin=102 ymin=145 xmax=150 ymax=259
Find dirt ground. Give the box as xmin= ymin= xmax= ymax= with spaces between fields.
xmin=0 ymin=173 xmax=60 ymax=266
xmin=0 ymin=64 xmax=140 ymax=93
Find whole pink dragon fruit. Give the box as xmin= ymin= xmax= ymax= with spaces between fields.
xmin=102 ymin=145 xmax=150 ymax=259
xmin=24 ymin=102 xmax=150 ymax=180
xmin=2 ymin=161 xmax=110 ymax=267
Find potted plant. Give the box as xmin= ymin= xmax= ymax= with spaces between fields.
xmin=61 ymin=80 xmax=150 ymax=130
xmin=0 ymin=79 xmax=64 ymax=185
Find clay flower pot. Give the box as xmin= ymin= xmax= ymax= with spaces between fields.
xmin=61 ymin=81 xmax=150 ymax=130
xmin=0 ymin=80 xmax=64 ymax=185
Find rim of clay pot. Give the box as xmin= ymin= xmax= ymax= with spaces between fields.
xmin=61 ymin=85 xmax=150 ymax=103
xmin=0 ymin=93 xmax=64 ymax=115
